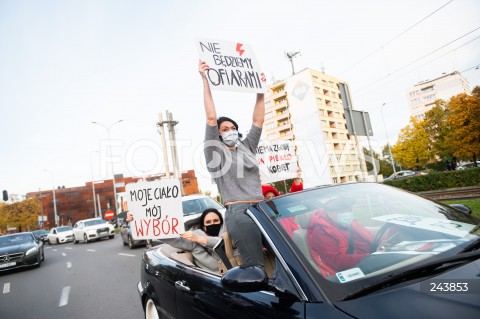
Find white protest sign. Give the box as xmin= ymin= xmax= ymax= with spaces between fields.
xmin=196 ymin=38 xmax=265 ymax=93
xmin=126 ymin=179 xmax=184 ymax=240
xmin=257 ymin=140 xmax=298 ymax=184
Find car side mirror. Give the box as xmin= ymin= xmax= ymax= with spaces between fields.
xmin=221 ymin=265 xmax=269 ymax=292
xmin=449 ymin=204 xmax=472 ymax=215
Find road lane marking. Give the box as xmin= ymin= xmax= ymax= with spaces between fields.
xmin=118 ymin=253 xmax=136 ymax=257
xmin=62 ymin=253 xmax=67 ymax=257
xmin=3 ymin=283 xmax=10 ymax=294
xmin=65 ymin=247 xmax=73 ymax=250
xmin=66 ymin=262 xmax=72 ymax=269
xmin=59 ymin=286 xmax=71 ymax=307
xmin=53 ymin=249 xmax=58 ymax=252
xmin=86 ymin=249 xmax=96 ymax=252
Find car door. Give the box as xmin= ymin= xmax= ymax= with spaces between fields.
xmin=174 ymin=259 xmax=306 ymax=319
xmin=73 ymin=222 xmax=83 ymax=239
xmin=48 ymin=228 xmax=57 ymax=242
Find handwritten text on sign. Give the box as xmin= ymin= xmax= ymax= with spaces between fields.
xmin=256 ymin=140 xmax=298 ymax=184
xmin=196 ymin=38 xmax=264 ymax=93
xmin=126 ymin=179 xmax=184 ymax=240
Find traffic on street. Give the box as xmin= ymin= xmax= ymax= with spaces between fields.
xmin=0 ymin=236 xmax=144 ymax=319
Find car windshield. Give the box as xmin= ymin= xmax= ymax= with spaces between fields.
xmin=57 ymin=226 xmax=73 ymax=232
xmin=84 ymin=219 xmax=107 ymax=227
xmin=32 ymin=230 xmax=48 ymax=235
xmin=182 ymin=197 xmax=224 ymax=216
xmin=263 ymin=183 xmax=480 ymax=301
xmin=0 ymin=233 xmax=34 ymax=245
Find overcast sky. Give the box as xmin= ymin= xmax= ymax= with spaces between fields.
xmin=1 ymin=0 xmax=479 ymax=197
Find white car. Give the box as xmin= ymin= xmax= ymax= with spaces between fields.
xmin=73 ymin=218 xmax=115 ymax=243
xmin=181 ymin=194 xmax=226 ymax=229
xmin=47 ymin=226 xmax=74 ymax=244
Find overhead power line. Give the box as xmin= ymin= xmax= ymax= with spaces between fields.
xmin=353 ymin=27 xmax=480 ymax=95
xmin=339 ymin=0 xmax=455 ymax=76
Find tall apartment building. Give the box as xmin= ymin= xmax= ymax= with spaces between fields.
xmin=407 ymin=71 xmax=471 ymax=120
xmin=263 ymin=68 xmax=367 ymax=187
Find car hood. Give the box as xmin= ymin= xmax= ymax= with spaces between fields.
xmin=0 ymin=243 xmax=35 ymax=255
xmin=84 ymin=224 xmax=112 ymax=230
xmin=334 ymin=259 xmax=480 ymax=319
xmin=56 ymin=231 xmax=74 ymax=237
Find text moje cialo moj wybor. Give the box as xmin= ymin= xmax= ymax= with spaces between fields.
xmin=196 ymin=38 xmax=265 ymax=93
xmin=126 ymin=179 xmax=185 ymax=240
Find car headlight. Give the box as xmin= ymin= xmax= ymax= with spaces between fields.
xmin=26 ymin=247 xmax=39 ymax=256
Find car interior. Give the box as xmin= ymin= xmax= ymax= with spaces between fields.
xmin=158 ymin=226 xmax=276 ymax=277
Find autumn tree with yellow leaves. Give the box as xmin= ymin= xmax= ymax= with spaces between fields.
xmin=391 ymin=117 xmax=434 ymax=169
xmin=0 ymin=199 xmax=41 ymax=233
xmin=444 ymin=87 xmax=480 ymax=163
xmin=392 ymin=87 xmax=480 ymax=169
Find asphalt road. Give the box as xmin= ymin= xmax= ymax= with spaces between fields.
xmin=0 ymin=235 xmax=146 ymax=319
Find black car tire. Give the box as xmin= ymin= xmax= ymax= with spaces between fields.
xmin=84 ymin=234 xmax=89 ymax=243
xmin=144 ymin=298 xmax=159 ymax=319
xmin=48 ymin=239 xmax=52 ymax=245
xmin=128 ymin=236 xmax=134 ymax=249
xmin=56 ymin=238 xmax=59 ymax=244
xmin=109 ymin=235 xmax=114 ymax=239
xmin=74 ymin=237 xmax=79 ymax=244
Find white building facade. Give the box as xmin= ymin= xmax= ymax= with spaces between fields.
xmin=263 ymin=68 xmax=368 ymax=188
xmin=407 ymin=71 xmax=471 ymax=120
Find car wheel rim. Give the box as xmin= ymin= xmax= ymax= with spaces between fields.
xmin=145 ymin=299 xmax=159 ymax=319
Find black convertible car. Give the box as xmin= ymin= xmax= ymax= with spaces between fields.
xmin=0 ymin=232 xmax=44 ymax=272
xmin=138 ymin=183 xmax=480 ymax=319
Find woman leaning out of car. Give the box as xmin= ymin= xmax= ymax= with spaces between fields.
xmin=126 ymin=209 xmax=225 ymax=273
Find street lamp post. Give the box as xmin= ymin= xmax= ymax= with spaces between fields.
xmin=90 ymin=151 xmax=98 ymax=217
xmin=44 ymin=169 xmax=58 ymax=226
xmin=380 ymin=103 xmax=396 ymax=174
xmin=91 ymin=120 xmax=123 ymax=219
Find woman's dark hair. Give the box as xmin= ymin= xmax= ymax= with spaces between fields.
xmin=217 ymin=116 xmax=243 ymax=140
xmin=186 ymin=208 xmax=224 ymax=231
xmin=198 ymin=208 xmax=223 ymax=228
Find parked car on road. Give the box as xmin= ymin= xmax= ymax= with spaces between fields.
xmin=120 ymin=221 xmax=146 ymax=249
xmin=138 ymin=182 xmax=480 ymax=319
xmin=73 ymin=218 xmax=115 ymax=243
xmin=456 ymin=161 xmax=480 ymax=170
xmin=31 ymin=229 xmax=49 ymax=243
xmin=181 ymin=194 xmax=226 ymax=228
xmin=47 ymin=226 xmax=74 ymax=244
xmin=0 ymin=232 xmax=44 ymax=271
xmin=383 ymin=170 xmax=423 ymax=181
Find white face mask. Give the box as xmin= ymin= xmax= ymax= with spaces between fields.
xmin=336 ymin=212 xmax=354 ymax=227
xmin=220 ymin=131 xmax=240 ymax=147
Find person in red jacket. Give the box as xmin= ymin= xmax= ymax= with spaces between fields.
xmin=307 ymin=197 xmax=374 ymax=277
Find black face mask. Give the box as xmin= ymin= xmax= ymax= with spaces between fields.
xmin=205 ymin=224 xmax=221 ymax=236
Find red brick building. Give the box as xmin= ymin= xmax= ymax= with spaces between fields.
xmin=27 ymin=170 xmax=199 ymax=228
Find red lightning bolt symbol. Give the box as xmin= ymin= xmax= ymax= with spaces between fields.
xmin=236 ymin=43 xmax=245 ymax=56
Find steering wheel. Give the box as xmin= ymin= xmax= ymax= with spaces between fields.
xmin=371 ymin=223 xmax=396 ymax=253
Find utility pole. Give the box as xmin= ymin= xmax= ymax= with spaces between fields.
xmin=157 ymin=110 xmax=184 ymax=194
xmin=156 ymin=113 xmax=171 ymax=179
xmin=38 ymin=188 xmax=45 ymax=229
xmin=166 ymin=110 xmax=180 ymax=179
xmin=285 ymin=51 xmax=301 ymax=75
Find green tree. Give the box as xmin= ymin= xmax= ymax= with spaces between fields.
xmin=423 ymin=100 xmax=455 ymax=160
